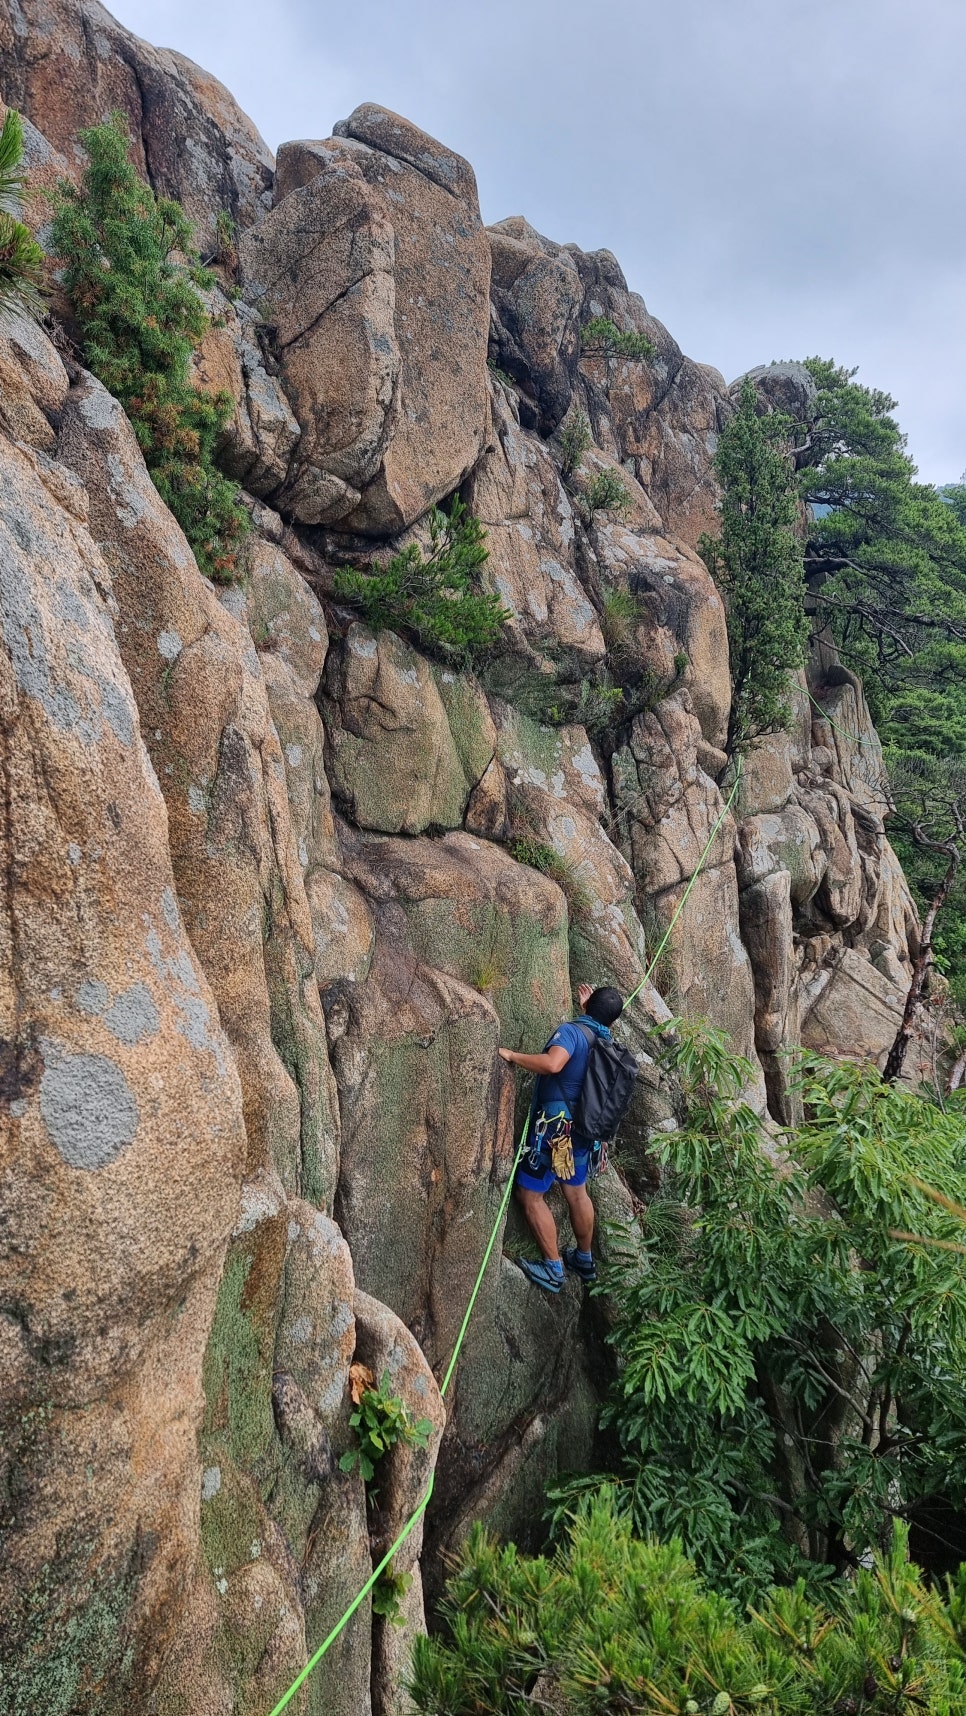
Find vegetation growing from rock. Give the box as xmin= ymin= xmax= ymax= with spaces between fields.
xmin=0 ymin=109 xmax=44 ymax=319
xmin=578 ymin=467 xmax=632 ymax=522
xmin=557 ymin=404 xmax=592 ymax=478
xmin=551 ymin=1024 xmax=966 ymax=1603
xmin=50 ymin=113 xmax=249 ymax=582
xmin=700 ymin=378 xmax=809 ymax=755
xmin=508 ymin=834 xmax=590 ymax=920
xmin=339 ymin=1366 xmax=433 ymax=1487
xmin=411 ymin=1497 xmax=966 ymax=1716
xmin=580 ymin=315 xmax=655 ymax=361
xmin=334 ymin=499 xmax=509 ymax=659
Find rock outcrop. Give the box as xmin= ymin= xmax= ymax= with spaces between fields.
xmin=0 ymin=0 xmax=274 ymax=244
xmin=0 ymin=11 xmax=926 ymax=1714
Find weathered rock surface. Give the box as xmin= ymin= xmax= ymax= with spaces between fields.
xmin=0 ymin=15 xmax=928 ymax=1715
xmin=0 ymin=0 xmax=275 ymax=245
xmin=241 ymin=106 xmax=491 ymax=534
xmin=0 ymin=314 xmax=247 ymax=1709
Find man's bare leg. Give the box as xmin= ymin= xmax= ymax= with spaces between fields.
xmin=560 ymin=1182 xmax=595 ymax=1253
xmin=515 ymin=1185 xmax=561 ymax=1261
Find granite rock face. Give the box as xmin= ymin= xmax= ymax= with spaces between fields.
xmin=241 ymin=106 xmax=491 ymax=534
xmin=0 ymin=16 xmax=926 ymax=1715
xmin=0 ymin=0 xmax=274 ymax=245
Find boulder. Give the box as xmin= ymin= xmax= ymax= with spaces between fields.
xmin=339 ymin=827 xmax=572 ymax=1052
xmin=331 ymin=111 xmax=491 ymax=532
xmin=353 ymin=1291 xmax=445 ymax=1716
xmin=245 ymin=107 xmax=491 ymax=534
xmin=486 ymin=216 xmax=584 ymax=433
xmin=191 ymin=287 xmax=300 ymax=498
xmin=800 ymin=947 xmax=906 ymax=1065
xmin=736 ymin=361 xmax=818 ymax=422
xmin=0 ymin=0 xmax=274 ymax=246
xmin=613 ymin=694 xmax=760 ymax=1069
xmin=240 ymin=142 xmax=399 ymax=525
xmin=330 ymin=942 xmax=515 ymax=1367
xmin=321 ymin=626 xmax=471 ymax=836
xmin=589 ymin=502 xmax=731 ymax=750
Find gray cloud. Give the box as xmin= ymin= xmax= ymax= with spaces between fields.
xmin=115 ymin=0 xmax=966 ymax=480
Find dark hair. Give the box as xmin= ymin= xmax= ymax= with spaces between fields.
xmin=585 ymin=986 xmax=624 ymax=1027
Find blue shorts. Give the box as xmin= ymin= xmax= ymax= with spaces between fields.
xmin=515 ymin=1146 xmax=591 ymax=1195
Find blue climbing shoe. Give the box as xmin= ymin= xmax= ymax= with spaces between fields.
xmin=515 ymin=1257 xmax=563 ymax=1294
xmin=562 ymin=1246 xmax=597 ymax=1283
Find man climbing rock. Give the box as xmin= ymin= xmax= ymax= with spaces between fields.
xmin=498 ymin=984 xmax=625 ymax=1294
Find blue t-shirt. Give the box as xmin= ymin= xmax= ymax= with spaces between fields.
xmin=535 ymin=1015 xmax=612 ymax=1120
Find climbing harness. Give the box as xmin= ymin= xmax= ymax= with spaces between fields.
xmin=264 ymin=758 xmax=742 ymax=1716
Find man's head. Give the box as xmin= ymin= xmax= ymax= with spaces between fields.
xmin=584 ymin=986 xmax=624 ymax=1027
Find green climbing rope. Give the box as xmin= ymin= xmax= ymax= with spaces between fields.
xmin=265 ymin=757 xmax=743 ymax=1716
xmin=806 ymin=684 xmax=876 ymax=749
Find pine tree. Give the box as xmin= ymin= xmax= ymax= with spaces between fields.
xmin=700 ymin=378 xmax=809 ymax=754
xmin=0 ymin=109 xmax=45 ymax=319
xmin=50 ymin=113 xmax=248 ymax=582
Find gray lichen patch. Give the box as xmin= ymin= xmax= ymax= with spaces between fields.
xmin=39 ymin=1047 xmax=140 ymax=1170
xmin=103 ymin=983 xmax=160 ymax=1046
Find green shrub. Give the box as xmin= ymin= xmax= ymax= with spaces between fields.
xmin=0 ymin=109 xmax=44 ymax=319
xmin=558 ymin=405 xmax=592 ymax=478
xmin=410 ymin=1495 xmax=966 ymax=1716
xmin=508 ymin=836 xmax=589 ymax=919
xmin=551 ymin=1022 xmax=966 ymax=1603
xmin=579 ymin=468 xmax=631 ymax=522
xmin=334 ymin=499 xmax=509 ymax=660
xmin=50 ymin=113 xmax=249 ymax=582
xmin=580 ymin=315 xmax=655 ymax=361
xmin=338 ymin=1369 xmax=433 ymax=1487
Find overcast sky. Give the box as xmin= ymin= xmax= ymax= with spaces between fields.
xmin=112 ymin=0 xmax=966 ymax=485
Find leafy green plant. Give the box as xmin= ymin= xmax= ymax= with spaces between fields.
xmin=50 ymin=114 xmax=249 ymax=582
xmin=372 ymin=1561 xmax=413 ymax=1628
xmin=0 ymin=109 xmax=45 ymax=319
xmin=410 ymin=1495 xmax=966 ymax=1716
xmin=699 ymin=377 xmax=809 ymax=753
xmin=552 ymin=1021 xmax=966 ymax=1603
xmin=334 ymin=499 xmax=509 ymax=660
xmin=339 ymin=1369 xmax=433 ymax=1486
xmin=580 ymin=315 xmax=655 ymax=361
xmin=558 ymin=405 xmax=592 ymax=479
xmin=579 ymin=468 xmax=631 ymax=522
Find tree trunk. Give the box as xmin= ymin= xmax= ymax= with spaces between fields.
xmin=883 ymin=842 xmax=960 ymax=1085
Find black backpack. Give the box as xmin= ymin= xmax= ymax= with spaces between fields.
xmin=572 ymin=1023 xmax=639 ymax=1144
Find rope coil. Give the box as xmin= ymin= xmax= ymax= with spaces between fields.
xmin=266 ymin=757 xmax=742 ymax=1716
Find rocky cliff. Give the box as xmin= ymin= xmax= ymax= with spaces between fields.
xmin=0 ymin=5 xmax=924 ymax=1713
